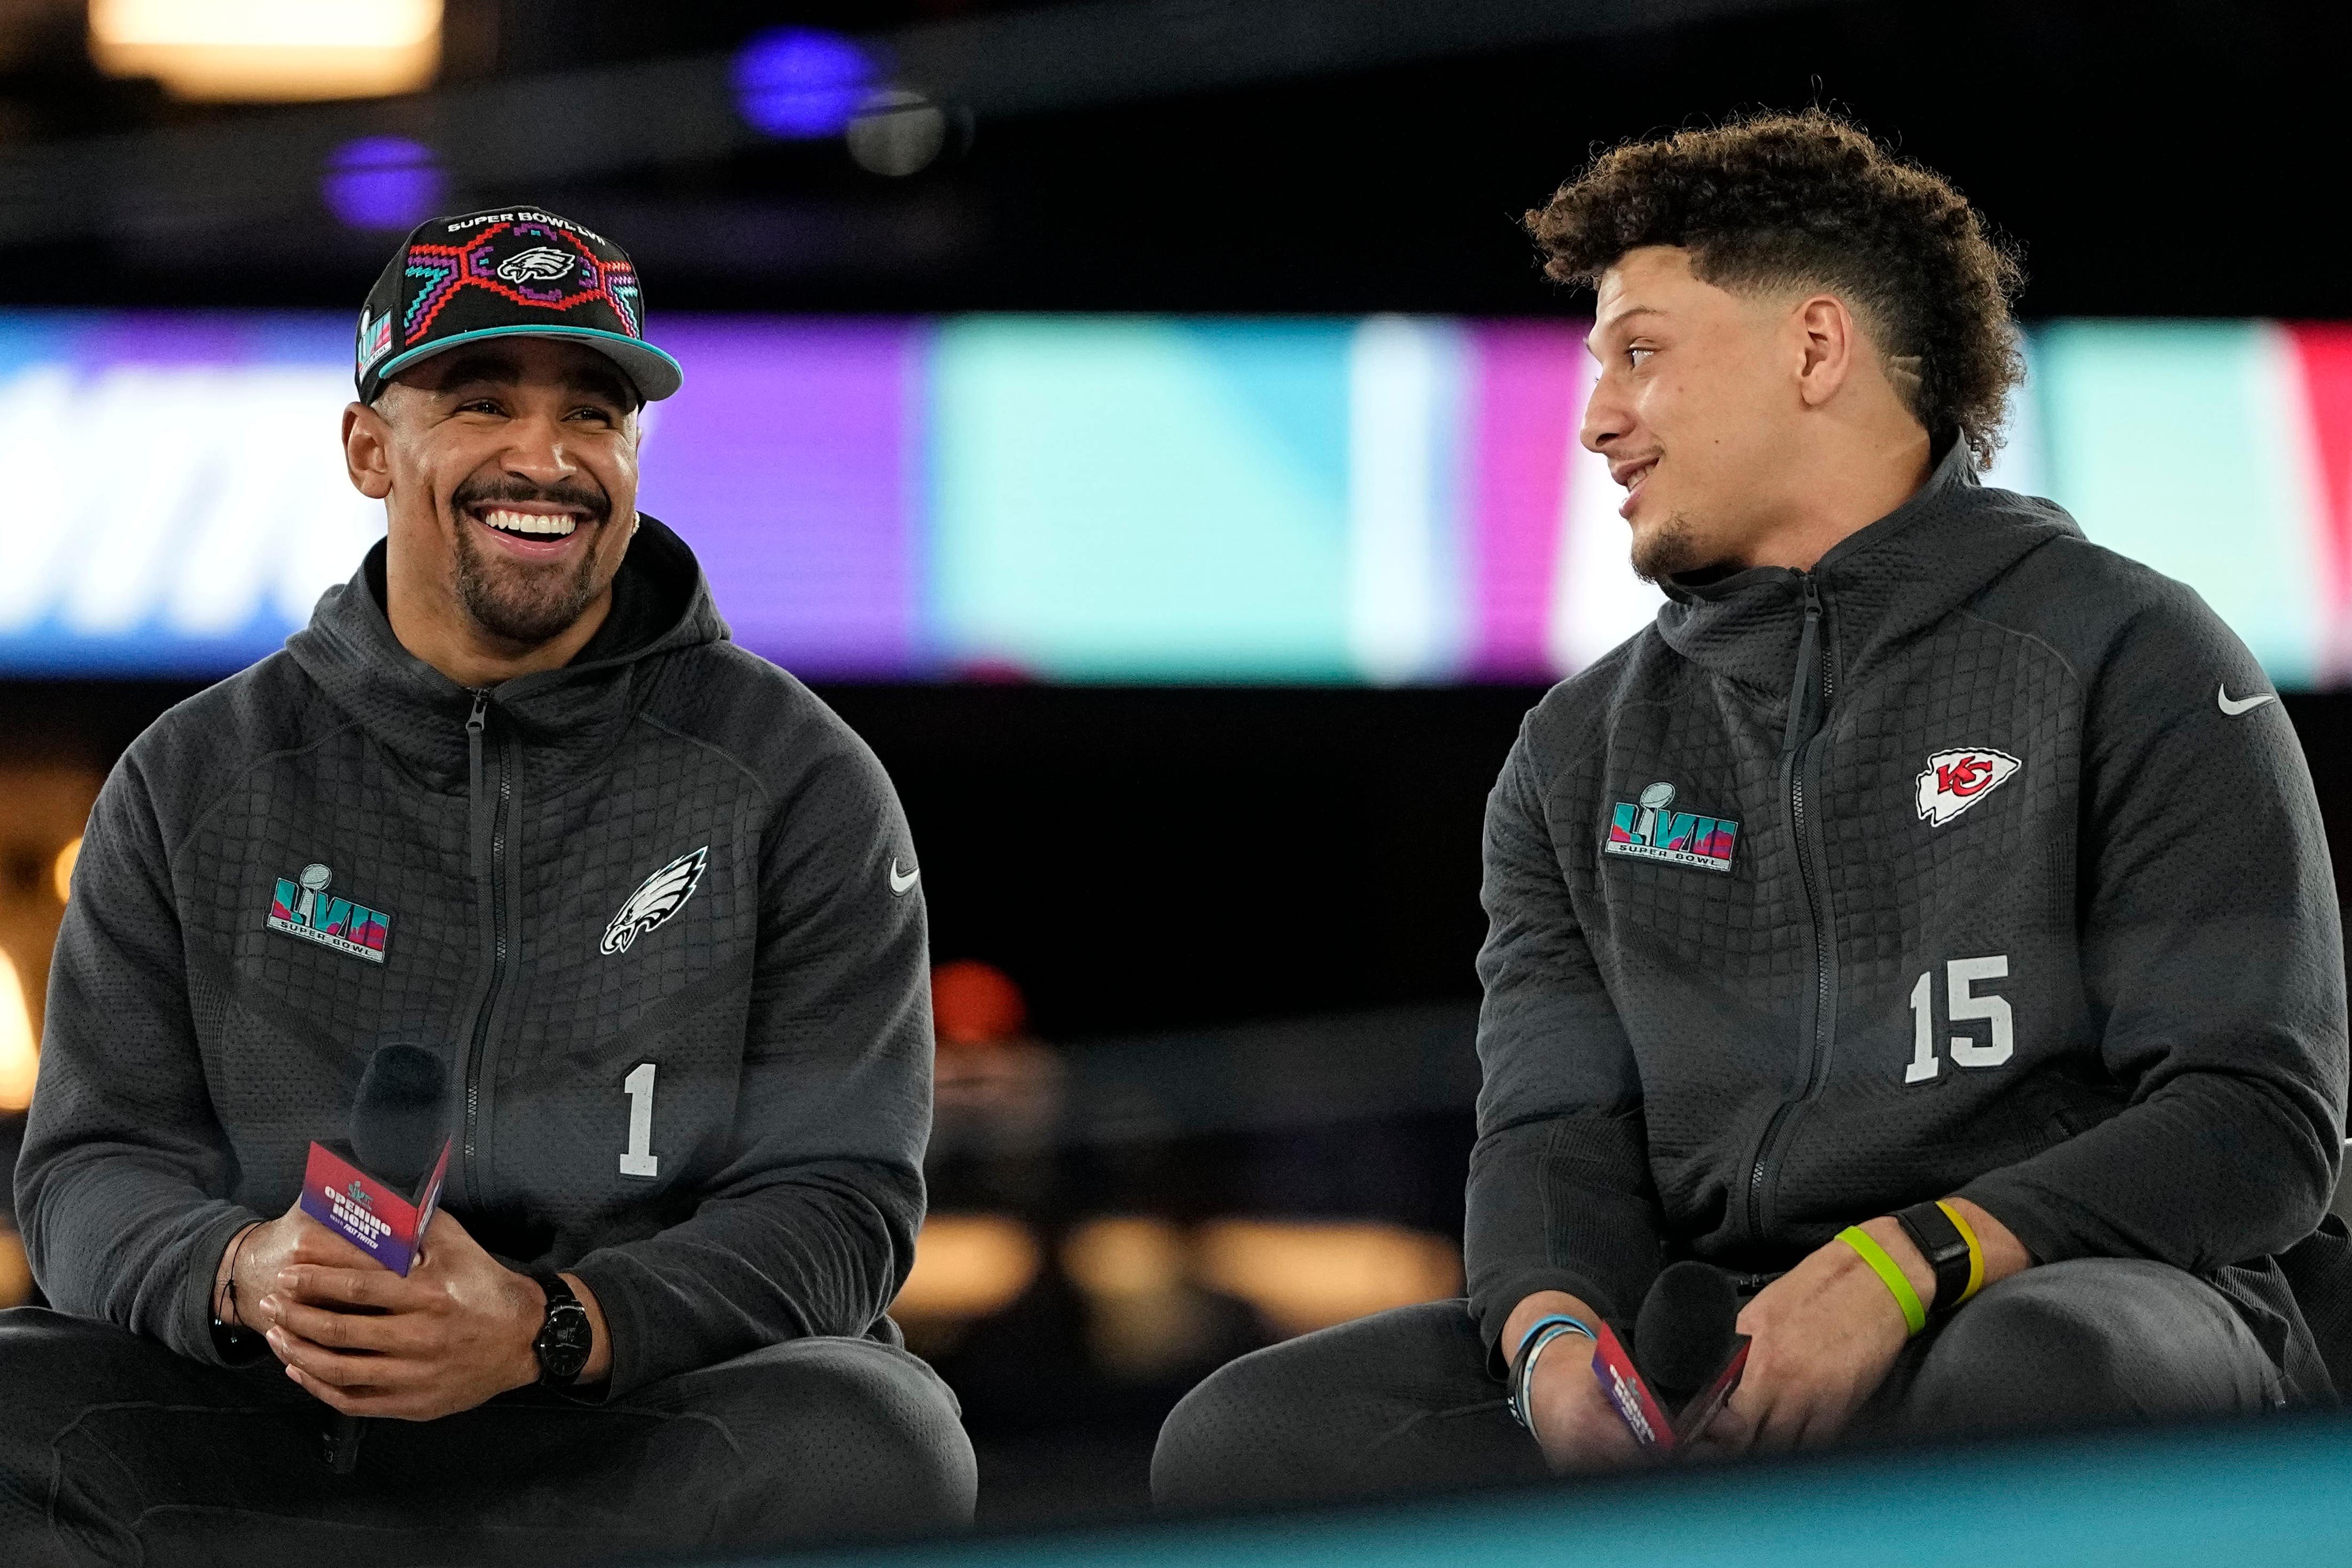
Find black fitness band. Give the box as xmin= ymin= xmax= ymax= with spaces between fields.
xmin=1894 ymin=1200 xmax=1974 ymax=1316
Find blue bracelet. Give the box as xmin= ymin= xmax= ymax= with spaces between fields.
xmin=1513 ymin=1313 xmax=1596 ymax=1363
xmin=1507 ymin=1314 xmax=1598 ymax=1433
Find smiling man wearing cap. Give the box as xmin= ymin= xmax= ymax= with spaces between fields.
xmin=0 ymin=208 xmax=973 ymax=1561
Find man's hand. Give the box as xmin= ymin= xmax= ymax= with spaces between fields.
xmin=216 ymin=1197 xmax=378 ymax=1331
xmin=1700 ymin=1217 xmax=1922 ymax=1455
xmin=1503 ymin=1290 xmax=1646 ymax=1472
xmin=1524 ymin=1331 xmax=1648 ymax=1471
xmin=255 ymin=1207 xmax=547 ymax=1421
xmin=1703 ymin=1199 xmax=2029 ymax=1456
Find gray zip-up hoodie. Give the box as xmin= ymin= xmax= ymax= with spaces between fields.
xmin=1468 ymin=442 xmax=2348 ymax=1382
xmin=16 ymin=519 xmax=932 ymax=1399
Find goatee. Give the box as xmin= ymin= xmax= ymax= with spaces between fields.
xmin=1630 ymin=512 xmax=1707 ymax=585
xmin=451 ymin=517 xmax=607 ymax=645
xmin=446 ymin=475 xmax=615 ymax=646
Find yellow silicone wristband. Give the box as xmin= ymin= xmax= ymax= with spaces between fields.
xmin=1937 ymin=1200 xmax=1987 ymax=1305
xmin=1837 ymin=1226 xmax=1927 ymax=1336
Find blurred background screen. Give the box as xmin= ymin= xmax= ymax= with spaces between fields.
xmin=5 ymin=311 xmax=2350 ymax=687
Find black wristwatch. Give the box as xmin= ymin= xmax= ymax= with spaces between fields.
xmin=529 ymin=1271 xmax=594 ymax=1387
xmin=1893 ymin=1202 xmax=1974 ymax=1316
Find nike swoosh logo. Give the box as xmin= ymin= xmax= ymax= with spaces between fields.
xmin=889 ymin=859 xmax=920 ymax=895
xmin=2218 ymin=684 xmax=2279 ymax=717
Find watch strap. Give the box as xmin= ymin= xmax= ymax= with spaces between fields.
xmin=1936 ymin=1200 xmax=1988 ymax=1304
xmin=1894 ymin=1201 xmax=1975 ymax=1316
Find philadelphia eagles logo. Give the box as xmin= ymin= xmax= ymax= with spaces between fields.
xmin=601 ymin=847 xmax=707 ymax=955
xmin=496 ymin=246 xmax=576 ymax=284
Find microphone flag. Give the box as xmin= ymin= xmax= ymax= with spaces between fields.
xmin=298 ymin=1136 xmax=451 ymax=1277
xmin=1586 ymin=1320 xmax=1680 ymax=1454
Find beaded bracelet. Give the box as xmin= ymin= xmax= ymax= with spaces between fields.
xmin=213 ymin=1223 xmax=255 ymax=1330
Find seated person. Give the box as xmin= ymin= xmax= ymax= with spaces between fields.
xmin=1 ymin=208 xmax=972 ymax=1563
xmin=1154 ymin=112 xmax=2346 ymax=1504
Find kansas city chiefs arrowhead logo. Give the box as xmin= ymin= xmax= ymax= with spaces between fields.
xmin=1915 ymin=748 xmax=2021 ymax=827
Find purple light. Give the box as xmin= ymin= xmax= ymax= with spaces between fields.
xmin=322 ymin=137 xmax=443 ymax=231
xmin=732 ymin=28 xmax=874 ymax=139
xmin=640 ymin=319 xmax=923 ymax=675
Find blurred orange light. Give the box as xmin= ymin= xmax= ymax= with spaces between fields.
xmin=1062 ymin=1215 xmax=1187 ymax=1298
xmin=1062 ymin=1216 xmax=1212 ymax=1379
xmin=1195 ymin=1220 xmax=1462 ymax=1338
xmin=0 ymin=1230 xmax=30 ymax=1309
xmin=0 ymin=946 xmax=37 ymax=1113
xmin=90 ymin=0 xmax=442 ymax=102
xmin=893 ymin=1213 xmax=1039 ymax=1320
xmin=53 ymin=837 xmax=80 ymax=905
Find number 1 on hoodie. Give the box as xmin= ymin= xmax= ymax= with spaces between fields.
xmin=620 ymin=1062 xmax=659 ymax=1177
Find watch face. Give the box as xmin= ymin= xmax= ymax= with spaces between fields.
xmin=538 ymin=1300 xmax=593 ymax=1379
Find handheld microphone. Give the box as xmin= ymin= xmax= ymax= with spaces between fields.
xmin=350 ymin=1044 xmax=450 ymax=1195
xmin=1633 ymin=1261 xmax=1751 ymax=1446
xmin=321 ymin=1045 xmax=450 ymax=1475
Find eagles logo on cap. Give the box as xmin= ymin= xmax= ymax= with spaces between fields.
xmin=354 ymin=206 xmax=682 ymax=405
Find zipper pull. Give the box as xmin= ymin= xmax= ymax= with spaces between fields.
xmin=464 ymin=689 xmax=490 ymax=818
xmin=1806 ymin=576 xmax=1835 ymax=707
xmin=1781 ymin=576 xmax=1825 ymax=755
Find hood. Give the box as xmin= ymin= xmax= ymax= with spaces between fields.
xmin=1652 ymin=439 xmax=2082 ymax=699
xmin=285 ymin=514 xmax=729 ymax=792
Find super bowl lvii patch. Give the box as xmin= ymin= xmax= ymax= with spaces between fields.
xmin=266 ymin=862 xmax=391 ymax=962
xmin=1604 ymin=782 xmax=1739 ymax=873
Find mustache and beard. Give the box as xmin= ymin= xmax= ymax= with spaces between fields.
xmin=447 ymin=475 xmax=618 ymax=646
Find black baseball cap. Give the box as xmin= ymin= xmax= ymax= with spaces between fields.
xmin=354 ymin=206 xmax=682 ymax=406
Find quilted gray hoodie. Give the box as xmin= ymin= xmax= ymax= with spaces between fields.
xmin=17 ymin=519 xmax=931 ymax=1398
xmin=1468 ymin=442 xmax=2348 ymax=1383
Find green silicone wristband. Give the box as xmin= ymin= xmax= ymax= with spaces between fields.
xmin=1837 ymin=1225 xmax=1927 ymax=1336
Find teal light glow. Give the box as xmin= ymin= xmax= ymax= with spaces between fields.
xmin=2036 ymin=321 xmax=2327 ymax=688
xmin=929 ymin=317 xmax=1357 ymax=681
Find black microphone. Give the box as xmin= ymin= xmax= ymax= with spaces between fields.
xmin=351 ymin=1044 xmax=450 ymax=1197
xmin=323 ymin=1044 xmax=449 ymax=1475
xmin=1633 ymin=1260 xmax=1750 ymax=1445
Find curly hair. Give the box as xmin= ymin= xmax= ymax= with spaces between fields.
xmin=1526 ymin=110 xmax=2024 ymax=468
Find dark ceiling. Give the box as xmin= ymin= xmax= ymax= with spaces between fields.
xmin=0 ymin=0 xmax=2345 ymax=318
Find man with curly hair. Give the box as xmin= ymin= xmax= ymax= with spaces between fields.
xmin=1154 ymin=111 xmax=2346 ymax=1502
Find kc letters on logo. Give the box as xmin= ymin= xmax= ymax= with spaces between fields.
xmin=1915 ymin=748 xmax=2022 ymax=827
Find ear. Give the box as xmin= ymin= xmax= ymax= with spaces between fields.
xmin=1791 ymin=293 xmax=1859 ymax=410
xmin=342 ymin=401 xmax=393 ymax=501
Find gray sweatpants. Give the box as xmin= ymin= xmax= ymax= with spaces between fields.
xmin=0 ymin=1307 xmax=976 ymax=1565
xmin=1152 ymin=1258 xmax=2282 ymax=1509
